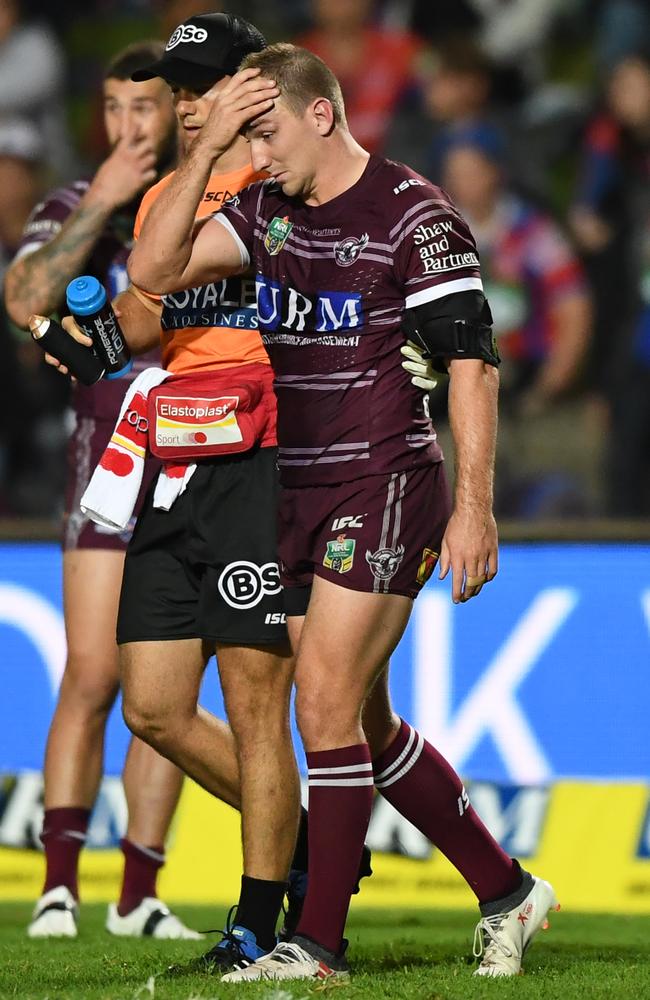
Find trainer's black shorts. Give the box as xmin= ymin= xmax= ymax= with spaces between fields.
xmin=117 ymin=446 xmax=287 ymax=646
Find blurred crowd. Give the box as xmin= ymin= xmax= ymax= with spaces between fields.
xmin=0 ymin=0 xmax=649 ymax=521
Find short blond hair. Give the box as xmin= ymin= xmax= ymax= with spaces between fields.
xmin=241 ymin=43 xmax=348 ymax=128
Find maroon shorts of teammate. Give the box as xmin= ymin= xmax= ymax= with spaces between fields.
xmin=63 ymin=415 xmax=159 ymax=552
xmin=279 ymin=461 xmax=451 ymax=613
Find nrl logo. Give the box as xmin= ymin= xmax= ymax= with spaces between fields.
xmin=365 ymin=544 xmax=405 ymax=581
xmin=265 ymin=215 xmax=293 ymax=255
xmin=334 ymin=233 xmax=369 ymax=267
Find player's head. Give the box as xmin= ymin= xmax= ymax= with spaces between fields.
xmin=131 ymin=12 xmax=266 ymax=148
xmin=103 ymin=41 xmax=178 ymax=172
xmin=240 ymin=44 xmax=347 ymax=198
xmin=440 ymin=124 xmax=505 ymax=218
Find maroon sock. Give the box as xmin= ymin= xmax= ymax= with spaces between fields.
xmin=296 ymin=744 xmax=374 ymax=954
xmin=373 ymin=719 xmax=520 ymax=903
xmin=118 ymin=838 xmax=165 ymax=916
xmin=41 ymin=807 xmax=90 ymax=900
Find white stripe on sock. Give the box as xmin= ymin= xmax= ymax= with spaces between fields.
xmin=374 ymin=732 xmax=425 ymax=789
xmin=373 ymin=724 xmax=416 ymax=783
xmin=309 ymin=777 xmax=375 ymax=787
xmin=308 ymin=762 xmax=374 ymax=776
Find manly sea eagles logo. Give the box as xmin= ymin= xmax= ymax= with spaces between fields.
xmin=334 ymin=233 xmax=370 ymax=267
xmin=365 ymin=544 xmax=405 ymax=581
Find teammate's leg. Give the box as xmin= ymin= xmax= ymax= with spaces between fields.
xmin=30 ymin=550 xmax=124 ymax=938
xmin=216 ymin=642 xmax=300 ymax=951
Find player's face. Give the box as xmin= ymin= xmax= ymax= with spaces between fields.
xmin=442 ymin=147 xmax=501 ymax=219
xmin=246 ymin=100 xmax=318 ymax=198
xmin=169 ymin=76 xmax=228 ymax=150
xmin=103 ymin=77 xmax=177 ymax=165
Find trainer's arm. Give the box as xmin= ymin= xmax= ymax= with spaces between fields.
xmin=440 ymin=359 xmax=499 ymax=605
xmin=129 ymin=67 xmax=278 ymax=293
xmin=128 ymin=139 xmax=244 ymax=293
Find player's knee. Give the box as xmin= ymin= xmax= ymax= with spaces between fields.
xmin=121 ymin=694 xmax=179 ymax=752
xmin=57 ymin=657 xmax=119 ymax=717
xmin=295 ymin=686 xmax=358 ymax=746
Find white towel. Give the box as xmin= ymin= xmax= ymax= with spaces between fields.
xmin=80 ymin=367 xmax=195 ymax=532
xmin=153 ymin=461 xmax=197 ymax=509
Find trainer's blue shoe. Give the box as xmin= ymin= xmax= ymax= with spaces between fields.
xmin=167 ymin=906 xmax=267 ymax=976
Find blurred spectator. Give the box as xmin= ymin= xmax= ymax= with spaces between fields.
xmin=593 ymin=0 xmax=650 ymax=72
xmin=0 ymin=115 xmax=48 ymax=514
xmin=298 ymin=0 xmax=422 ymax=153
xmin=0 ymin=117 xmax=44 ymax=277
xmin=408 ymin=0 xmax=563 ymax=101
xmin=158 ymin=0 xmax=222 ymax=38
xmin=439 ymin=125 xmax=597 ymax=517
xmin=571 ymin=52 xmax=650 ymax=515
xmin=0 ymin=0 xmax=73 ymax=180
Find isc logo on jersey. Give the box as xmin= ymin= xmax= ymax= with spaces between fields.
xmin=218 ymin=561 xmax=281 ymax=610
xmin=393 ymin=178 xmax=426 ymax=195
xmin=166 ymin=23 xmax=208 ymax=49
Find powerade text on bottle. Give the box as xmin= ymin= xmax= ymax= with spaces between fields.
xmin=66 ymin=275 xmax=132 ymax=379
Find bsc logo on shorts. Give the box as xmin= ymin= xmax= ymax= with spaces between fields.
xmin=218 ymin=561 xmax=281 ymax=610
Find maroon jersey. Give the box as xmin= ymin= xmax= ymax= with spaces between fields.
xmin=15 ymin=180 xmax=160 ymax=419
xmin=216 ymin=155 xmax=483 ymax=486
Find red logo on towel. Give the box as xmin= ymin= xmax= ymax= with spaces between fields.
xmin=100 ymin=448 xmax=134 ymax=477
xmin=117 ymin=391 xmax=149 ymax=443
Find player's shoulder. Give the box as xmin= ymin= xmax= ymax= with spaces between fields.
xmin=224 ymin=175 xmax=280 ymax=215
xmin=374 ymin=157 xmax=453 ymax=216
xmin=374 ymin=157 xmax=441 ymax=197
xmin=29 ymin=179 xmax=88 ymax=219
xmin=19 ymin=179 xmax=88 ymax=247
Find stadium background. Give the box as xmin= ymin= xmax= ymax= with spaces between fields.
xmin=0 ymin=0 xmax=649 ymax=918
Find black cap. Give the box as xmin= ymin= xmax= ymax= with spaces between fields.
xmin=131 ymin=12 xmax=266 ymax=89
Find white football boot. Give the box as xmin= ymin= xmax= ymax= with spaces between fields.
xmin=222 ymin=937 xmax=350 ymax=983
xmin=106 ymin=897 xmax=203 ymax=939
xmin=473 ymin=872 xmax=560 ymax=977
xmin=27 ymin=886 xmax=78 ymax=938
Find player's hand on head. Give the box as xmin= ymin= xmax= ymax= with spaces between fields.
xmin=400 ymin=340 xmax=439 ymax=391
xmin=199 ymin=67 xmax=279 ymax=157
xmin=438 ymin=508 xmax=498 ymax=604
xmin=90 ymin=120 xmax=157 ymax=208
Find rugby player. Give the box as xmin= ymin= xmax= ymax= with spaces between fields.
xmin=3 ymin=41 xmax=204 ymax=941
xmin=129 ymin=44 xmax=558 ymax=981
xmin=57 ymin=14 xmax=371 ymax=973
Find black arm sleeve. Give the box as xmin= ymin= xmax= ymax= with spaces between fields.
xmin=403 ymin=290 xmax=500 ymax=372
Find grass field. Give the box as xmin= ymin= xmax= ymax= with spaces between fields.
xmin=2 ymin=903 xmax=649 ymax=1000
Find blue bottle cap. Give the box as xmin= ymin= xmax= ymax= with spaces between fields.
xmin=65 ymin=275 xmax=107 ymax=315
xmin=105 ymin=357 xmax=133 ymax=379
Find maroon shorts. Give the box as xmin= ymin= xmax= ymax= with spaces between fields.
xmin=63 ymin=415 xmax=159 ymax=552
xmin=278 ymin=462 xmax=451 ymax=611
